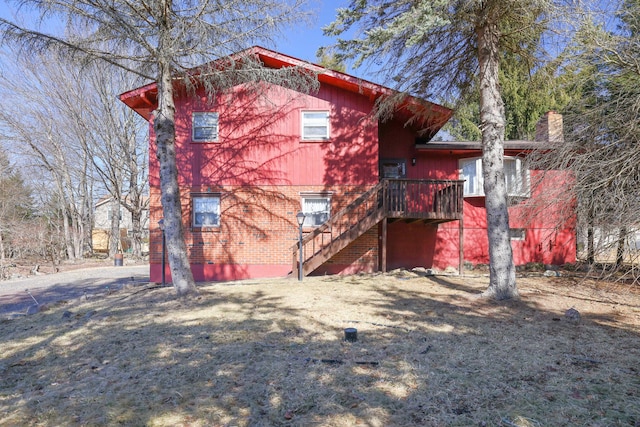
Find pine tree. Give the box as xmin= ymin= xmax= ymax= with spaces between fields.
xmin=324 ymin=0 xmax=570 ymax=299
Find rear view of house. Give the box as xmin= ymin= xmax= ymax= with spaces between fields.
xmin=120 ymin=47 xmax=575 ymax=283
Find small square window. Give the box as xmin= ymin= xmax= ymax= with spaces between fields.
xmin=193 ymin=195 xmax=220 ymax=227
xmin=192 ymin=112 xmax=219 ymax=142
xmin=301 ymin=111 xmax=330 ymax=140
xmin=301 ymin=194 xmax=331 ymax=227
xmin=510 ymin=228 xmax=526 ymax=241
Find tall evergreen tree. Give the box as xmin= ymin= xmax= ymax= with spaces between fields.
xmin=325 ymin=0 xmax=569 ymax=299
xmin=447 ymin=18 xmax=573 ymax=142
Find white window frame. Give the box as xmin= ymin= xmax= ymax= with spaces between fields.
xmin=460 ymin=157 xmax=484 ymax=197
xmin=192 ymin=194 xmax=221 ymax=228
xmin=300 ymin=193 xmax=332 ymax=227
xmin=504 ymin=157 xmax=530 ymax=198
xmin=301 ymin=111 xmax=330 ymax=141
xmin=459 ymin=156 xmax=530 ymax=198
xmin=192 ymin=112 xmax=219 ymax=142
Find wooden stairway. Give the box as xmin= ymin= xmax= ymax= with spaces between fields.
xmin=292 ymin=179 xmax=464 ymax=278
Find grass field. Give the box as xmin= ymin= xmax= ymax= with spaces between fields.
xmin=1 ymin=270 xmax=639 ymax=426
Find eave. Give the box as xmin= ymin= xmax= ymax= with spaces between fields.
xmin=119 ymin=46 xmax=453 ymax=134
xmin=119 ymin=82 xmax=158 ymax=120
xmin=415 ymin=140 xmax=549 ymax=155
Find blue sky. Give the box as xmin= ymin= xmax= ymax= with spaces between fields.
xmin=278 ymin=0 xmax=350 ymax=63
xmin=0 ymin=0 xmax=358 ymax=73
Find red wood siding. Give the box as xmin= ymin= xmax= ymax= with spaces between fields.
xmin=168 ymin=84 xmax=379 ymax=188
xmin=377 ymin=120 xmax=576 ymax=271
xmin=147 ymin=80 xmax=385 ymax=282
xmin=146 ymin=78 xmax=575 ymax=282
xmin=436 ymin=168 xmax=576 ymax=269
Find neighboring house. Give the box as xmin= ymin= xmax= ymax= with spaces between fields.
xmin=120 ymin=46 xmax=575 ymax=283
xmin=93 ymin=196 xmax=150 ymax=253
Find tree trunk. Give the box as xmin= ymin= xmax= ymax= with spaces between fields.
xmin=616 ymin=227 xmax=627 ymax=268
xmin=130 ymin=209 xmax=143 ymax=257
xmin=154 ymin=11 xmax=198 ymax=297
xmin=0 ymin=228 xmax=5 ymax=262
xmin=109 ymin=198 xmax=121 ymax=256
xmin=127 ymin=132 xmax=144 ymax=257
xmin=587 ymin=205 xmax=595 ymax=265
xmin=477 ymin=18 xmax=517 ymax=300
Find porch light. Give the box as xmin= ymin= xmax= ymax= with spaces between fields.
xmin=296 ymin=212 xmax=305 ymax=281
xmin=296 ymin=211 xmax=305 ymax=226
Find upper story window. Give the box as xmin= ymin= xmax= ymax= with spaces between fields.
xmin=460 ymin=157 xmax=530 ymax=198
xmin=301 ymin=193 xmax=331 ymax=227
xmin=301 ymin=111 xmax=330 ymax=140
xmin=192 ymin=112 xmax=219 ymax=142
xmin=192 ymin=194 xmax=220 ymax=228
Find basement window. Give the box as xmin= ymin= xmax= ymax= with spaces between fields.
xmin=510 ymin=228 xmax=526 ymax=241
xmin=192 ymin=194 xmax=220 ymax=228
xmin=300 ymin=193 xmax=332 ymax=227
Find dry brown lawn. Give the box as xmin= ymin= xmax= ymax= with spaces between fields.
xmin=1 ymin=271 xmax=639 ymax=426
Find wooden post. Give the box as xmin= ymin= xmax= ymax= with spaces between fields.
xmin=458 ymin=217 xmax=464 ymax=276
xmin=292 ymin=250 xmax=298 ymax=279
xmin=381 ymin=217 xmax=388 ymax=273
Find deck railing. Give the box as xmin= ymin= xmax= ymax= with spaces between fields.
xmin=383 ymin=179 xmax=464 ymax=220
xmin=292 ymin=179 xmax=464 ymax=277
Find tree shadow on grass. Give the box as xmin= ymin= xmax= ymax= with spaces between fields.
xmin=0 ymin=274 xmax=639 ymax=426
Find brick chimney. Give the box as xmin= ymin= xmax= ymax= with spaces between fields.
xmin=535 ymin=111 xmax=564 ymax=143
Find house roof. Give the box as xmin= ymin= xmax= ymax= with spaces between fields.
xmin=415 ymin=139 xmax=548 ymax=154
xmin=95 ymin=195 xmax=150 ymax=209
xmin=119 ymin=46 xmax=453 ymax=135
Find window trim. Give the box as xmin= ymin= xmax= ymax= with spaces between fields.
xmin=301 ymin=110 xmax=330 ymax=141
xmin=192 ymin=112 xmax=219 ymax=143
xmin=300 ymin=192 xmax=332 ymax=228
xmin=459 ymin=156 xmax=530 ymax=198
xmin=191 ymin=193 xmax=221 ymax=228
xmin=460 ymin=157 xmax=484 ymax=197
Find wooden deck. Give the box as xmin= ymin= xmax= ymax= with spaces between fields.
xmin=292 ymin=179 xmax=464 ymax=277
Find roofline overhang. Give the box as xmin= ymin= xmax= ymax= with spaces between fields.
xmin=119 ymin=46 xmax=453 ymax=133
xmin=415 ymin=140 xmax=549 ymax=154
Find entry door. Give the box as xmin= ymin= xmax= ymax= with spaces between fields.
xmin=380 ymin=159 xmax=407 ymax=211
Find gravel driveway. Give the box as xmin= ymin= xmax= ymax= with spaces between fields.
xmin=0 ymin=264 xmax=150 ymax=317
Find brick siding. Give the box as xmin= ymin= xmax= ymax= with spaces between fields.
xmin=149 ymin=184 xmax=380 ymax=273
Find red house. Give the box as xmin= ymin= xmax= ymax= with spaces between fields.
xmin=120 ymin=47 xmax=575 ymax=283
